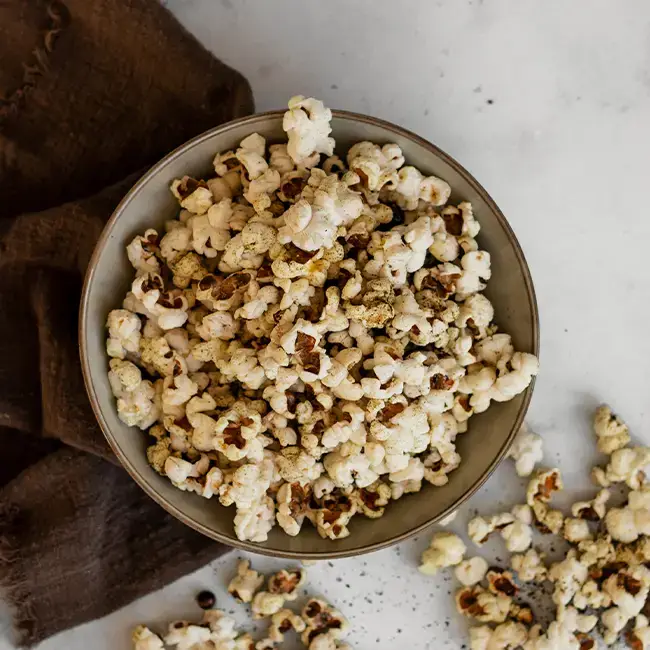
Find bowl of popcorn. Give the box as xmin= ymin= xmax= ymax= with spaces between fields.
xmin=80 ymin=96 xmax=539 ymax=558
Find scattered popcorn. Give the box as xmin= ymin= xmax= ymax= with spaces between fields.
xmin=107 ymin=94 xmax=538 ymax=544
xmin=593 ymin=404 xmax=631 ymax=454
xmin=439 ymin=405 xmax=650 ymax=650
xmin=266 ymin=608 xmax=306 ymax=643
xmin=506 ymin=423 xmax=543 ymax=477
xmin=500 ymin=505 xmax=533 ymax=553
xmin=134 ymin=564 xmax=351 ymax=650
xmin=252 ymin=590 xmax=286 ymax=619
xmin=469 ymin=621 xmax=528 ymax=650
xmin=301 ymin=598 xmax=349 ymax=647
xmin=605 ymin=484 xmax=650 ymax=543
xmin=510 ymin=548 xmax=548 ymax=583
xmin=420 ymin=531 xmax=467 ymax=575
xmin=267 ymin=568 xmax=305 ymax=601
xmin=132 ymin=626 xmax=164 ymax=650
xmin=455 ymin=557 xmax=490 ymax=587
xmin=592 ymin=446 xmax=650 ymax=491
xmin=228 ymin=559 xmax=264 ymax=603
xmin=455 ymin=584 xmax=512 ymax=624
xmin=526 ymin=468 xmax=562 ymax=507
xmin=164 ymin=621 xmax=212 ymax=649
xmin=468 ymin=512 xmax=515 ymax=547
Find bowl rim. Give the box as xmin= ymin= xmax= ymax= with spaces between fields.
xmin=79 ymin=108 xmax=540 ymax=559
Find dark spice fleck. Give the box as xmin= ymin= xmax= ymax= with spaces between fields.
xmin=196 ymin=590 xmax=216 ymax=610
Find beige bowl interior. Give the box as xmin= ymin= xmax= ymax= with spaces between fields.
xmin=80 ymin=111 xmax=539 ymax=559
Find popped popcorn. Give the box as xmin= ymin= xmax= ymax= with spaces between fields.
xmin=510 ymin=548 xmax=548 ymax=583
xmin=505 ymin=423 xmax=544 ymax=477
xmin=419 ymin=531 xmax=467 ymax=575
xmin=469 ymin=622 xmax=528 ymax=650
xmin=500 ymin=505 xmax=534 ymax=553
xmin=440 ymin=404 xmax=650 ymax=650
xmin=455 ymin=556 xmax=490 ymax=587
xmin=252 ymin=590 xmax=286 ymax=619
xmin=301 ymin=598 xmax=349 ymax=646
xmin=227 ymin=559 xmax=264 ymax=603
xmin=132 ymin=626 xmax=164 ymax=650
xmin=593 ymin=404 xmax=631 ymax=454
xmin=108 ymin=359 xmax=159 ymax=429
xmin=455 ymin=585 xmax=512 ymax=624
xmin=107 ymin=94 xmax=538 ymax=544
xmin=592 ymin=445 xmax=650 ymax=490
xmin=283 ymin=96 xmax=335 ymax=165
xmin=266 ymin=608 xmax=306 ymax=643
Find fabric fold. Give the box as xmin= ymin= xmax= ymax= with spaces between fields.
xmin=0 ymin=0 xmax=254 ymax=645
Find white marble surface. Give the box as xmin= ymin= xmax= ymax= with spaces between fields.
xmin=3 ymin=0 xmax=650 ymax=648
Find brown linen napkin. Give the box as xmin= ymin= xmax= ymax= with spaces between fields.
xmin=0 ymin=0 xmax=254 ymax=645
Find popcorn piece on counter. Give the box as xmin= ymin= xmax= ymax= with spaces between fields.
xmin=420 ymin=531 xmax=467 ymax=575
xmin=592 ymin=446 xmax=650 ymax=491
xmin=455 ymin=557 xmax=490 ymax=587
xmin=268 ymin=567 xmax=306 ymax=601
xmin=163 ymin=621 xmax=212 ymax=649
xmin=505 ymin=423 xmax=543 ymax=477
xmin=227 ymin=559 xmax=264 ymax=603
xmin=455 ymin=585 xmax=512 ymax=624
xmin=500 ymin=505 xmax=533 ymax=553
xmin=468 ymin=622 xmax=528 ymax=650
xmin=252 ymin=590 xmax=285 ymax=619
xmin=510 ymin=548 xmax=548 ymax=583
xmin=593 ymin=404 xmax=631 ymax=455
xmin=301 ymin=598 xmax=349 ymax=646
xmin=468 ymin=512 xmax=515 ymax=547
xmin=266 ymin=608 xmax=306 ymax=643
xmin=439 ymin=404 xmax=650 ymax=650
xmin=526 ymin=468 xmax=563 ymax=506
xmin=132 ymin=626 xmax=164 ymax=650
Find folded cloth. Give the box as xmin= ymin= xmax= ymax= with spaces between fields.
xmin=0 ymin=0 xmax=253 ymax=645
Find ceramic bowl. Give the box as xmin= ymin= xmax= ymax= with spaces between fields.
xmin=80 ymin=110 xmax=539 ymax=559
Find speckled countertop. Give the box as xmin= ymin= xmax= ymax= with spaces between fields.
xmin=2 ymin=0 xmax=649 ymax=648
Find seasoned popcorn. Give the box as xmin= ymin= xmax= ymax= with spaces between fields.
xmin=438 ymin=405 xmax=650 ymax=650
xmin=455 ymin=556 xmax=489 ymax=587
xmin=132 ymin=626 xmax=164 ymax=650
xmin=500 ymin=505 xmax=533 ymax=553
xmin=593 ymin=404 xmax=631 ymax=454
xmin=419 ymin=531 xmax=467 ymax=575
xmin=106 ymin=94 xmax=538 ymax=543
xmin=134 ymin=563 xmax=352 ymax=650
xmin=265 ymin=608 xmax=306 ymax=643
xmin=469 ymin=621 xmax=528 ymax=650
xmin=455 ymin=584 xmax=513 ymax=624
xmin=164 ymin=621 xmax=212 ymax=649
xmin=252 ymin=590 xmax=286 ymax=619
xmin=267 ymin=567 xmax=305 ymax=600
xmin=592 ymin=445 xmax=650 ymax=491
xmin=228 ymin=559 xmax=264 ymax=603
xmin=468 ymin=512 xmax=516 ymax=547
xmin=505 ymin=423 xmax=543 ymax=478
xmin=510 ymin=548 xmax=547 ymax=583
xmin=301 ymin=598 xmax=349 ymax=647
